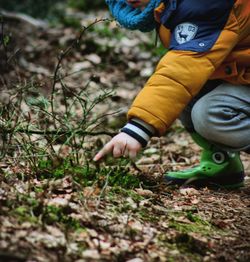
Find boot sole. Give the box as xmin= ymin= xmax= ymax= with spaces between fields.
xmin=164 ymin=171 xmax=245 ymax=189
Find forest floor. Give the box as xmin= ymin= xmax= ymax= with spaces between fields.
xmin=0 ymin=10 xmax=250 ymax=262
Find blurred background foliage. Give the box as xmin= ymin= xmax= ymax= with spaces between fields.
xmin=68 ymin=0 xmax=105 ymax=11
xmin=0 ymin=0 xmax=106 ymax=18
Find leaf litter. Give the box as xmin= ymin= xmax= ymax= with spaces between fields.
xmin=0 ymin=11 xmax=250 ymax=262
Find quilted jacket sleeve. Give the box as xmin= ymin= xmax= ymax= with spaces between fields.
xmin=127 ymin=7 xmax=242 ymax=135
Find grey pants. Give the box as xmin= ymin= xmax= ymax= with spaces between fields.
xmin=180 ymin=81 xmax=250 ymax=152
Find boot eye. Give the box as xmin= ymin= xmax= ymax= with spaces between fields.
xmin=212 ymin=152 xmax=225 ymax=164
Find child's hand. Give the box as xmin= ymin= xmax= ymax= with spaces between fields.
xmin=93 ymin=132 xmax=142 ymax=161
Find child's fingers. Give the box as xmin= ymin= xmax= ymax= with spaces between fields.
xmin=113 ymin=145 xmax=123 ymax=158
xmin=93 ymin=142 xmax=114 ymax=161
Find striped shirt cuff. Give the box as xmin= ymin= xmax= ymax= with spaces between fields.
xmin=120 ymin=118 xmax=155 ymax=147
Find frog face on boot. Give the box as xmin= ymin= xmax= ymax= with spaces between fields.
xmin=165 ymin=133 xmax=245 ymax=188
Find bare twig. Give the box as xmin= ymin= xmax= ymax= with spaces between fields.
xmin=0 ymin=18 xmax=117 ymax=167
xmin=96 ymin=169 xmax=112 ymax=208
xmin=0 ymin=16 xmax=8 ymax=65
xmin=0 ymin=10 xmax=47 ymax=28
xmin=0 ymin=127 xmax=116 ymax=137
xmin=50 ymin=18 xmax=112 ymax=121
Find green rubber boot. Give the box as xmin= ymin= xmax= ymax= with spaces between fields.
xmin=165 ymin=133 xmax=245 ymax=188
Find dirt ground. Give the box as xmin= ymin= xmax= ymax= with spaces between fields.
xmin=0 ymin=12 xmax=249 ymax=262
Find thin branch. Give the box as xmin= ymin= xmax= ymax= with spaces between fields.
xmin=0 ymin=127 xmax=116 ymax=137
xmin=96 ymin=169 xmax=112 ymax=208
xmin=50 ymin=18 xmax=112 ymax=120
xmin=0 ymin=16 xmax=9 ymax=66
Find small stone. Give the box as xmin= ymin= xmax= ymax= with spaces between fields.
xmin=85 ymin=54 xmax=101 ymax=64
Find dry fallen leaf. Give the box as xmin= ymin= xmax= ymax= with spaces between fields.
xmin=135 ymin=188 xmax=154 ymax=197
xmin=179 ymin=187 xmax=200 ymax=196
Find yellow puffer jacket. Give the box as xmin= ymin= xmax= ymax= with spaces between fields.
xmin=128 ymin=0 xmax=250 ymax=136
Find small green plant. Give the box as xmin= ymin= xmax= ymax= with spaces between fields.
xmin=0 ymin=19 xmax=115 ymax=171
xmin=30 ymin=154 xmax=140 ymax=190
xmin=11 ymin=195 xmax=41 ymax=223
xmin=169 ymin=210 xmax=213 ymax=235
xmin=0 ymin=0 xmax=65 ymax=19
